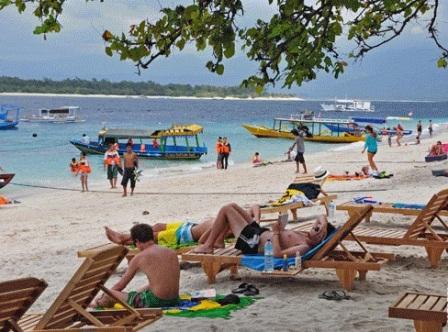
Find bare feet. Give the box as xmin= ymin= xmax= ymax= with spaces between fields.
xmin=193 ymin=244 xmax=214 ymax=254
xmin=122 ymin=193 xmax=127 ymax=197
xmin=105 ymin=226 xmax=127 ymax=245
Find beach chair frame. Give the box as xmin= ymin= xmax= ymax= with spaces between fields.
xmin=19 ymin=244 xmax=161 ymax=332
xmin=0 ymin=278 xmax=47 ymax=332
xmin=182 ymin=206 xmax=391 ymax=291
xmin=389 ymin=292 xmax=447 ymax=332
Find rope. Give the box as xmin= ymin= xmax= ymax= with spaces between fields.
xmin=10 ymin=182 xmax=388 ymax=195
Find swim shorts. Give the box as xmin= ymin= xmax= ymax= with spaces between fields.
xmin=107 ymin=165 xmax=118 ymax=179
xmin=235 ymin=222 xmax=269 ymax=255
xmin=176 ymin=222 xmax=195 ymax=244
xmin=295 ymin=152 xmax=305 ymax=163
xmin=157 ymin=221 xmax=196 ymax=247
xmin=127 ymin=290 xmax=179 ymax=308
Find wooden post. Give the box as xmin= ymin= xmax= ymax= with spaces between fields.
xmin=413 ymin=320 xmax=443 ymax=332
xmin=425 ymin=246 xmax=444 ymax=268
xmin=335 ymin=269 xmax=356 ymax=291
xmin=201 ymin=261 xmax=222 ymax=284
xmin=358 ymin=270 xmax=368 ymax=281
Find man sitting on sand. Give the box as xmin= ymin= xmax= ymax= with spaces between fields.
xmin=105 ymin=205 xmax=261 ymax=248
xmin=194 ymin=203 xmax=332 ymax=257
xmin=93 ymin=223 xmax=180 ymax=308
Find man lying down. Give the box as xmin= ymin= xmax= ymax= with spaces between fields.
xmin=194 ymin=203 xmax=335 ymax=257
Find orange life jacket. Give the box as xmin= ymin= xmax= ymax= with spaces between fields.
xmin=79 ymin=161 xmax=91 ymax=174
xmin=70 ymin=162 xmax=79 ymax=173
xmin=215 ymin=142 xmax=222 ymax=153
xmin=221 ymin=143 xmax=230 ymax=154
xmin=104 ymin=152 xmax=120 ymax=166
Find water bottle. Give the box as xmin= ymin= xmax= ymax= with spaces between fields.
xmin=282 ymin=254 xmax=289 ymax=272
xmin=295 ymin=250 xmax=302 ymax=270
xmin=264 ymin=239 xmax=274 ymax=273
xmin=328 ymin=200 xmax=336 ymax=221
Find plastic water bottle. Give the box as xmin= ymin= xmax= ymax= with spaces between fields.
xmin=264 ymin=239 xmax=274 ymax=273
xmin=295 ymin=250 xmax=302 ymax=270
xmin=328 ymin=201 xmax=336 ymax=221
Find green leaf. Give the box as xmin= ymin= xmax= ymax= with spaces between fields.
xmin=216 ymin=64 xmax=224 ymax=75
xmin=223 ymin=43 xmax=235 ymax=59
xmin=437 ymin=58 xmax=447 ymax=68
xmin=105 ymin=47 xmax=113 ymax=56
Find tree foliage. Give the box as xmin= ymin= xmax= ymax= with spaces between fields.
xmin=1 ymin=0 xmax=447 ymax=91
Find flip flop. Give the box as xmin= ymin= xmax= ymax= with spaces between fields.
xmin=232 ymin=282 xmax=250 ymax=294
xmin=318 ymin=290 xmax=352 ymax=301
xmin=243 ymin=285 xmax=260 ymax=296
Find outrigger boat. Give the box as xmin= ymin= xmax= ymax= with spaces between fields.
xmin=21 ymin=106 xmax=84 ymax=123
xmin=0 ymin=173 xmax=15 ymax=189
xmin=243 ymin=116 xmax=365 ymax=143
xmin=0 ymin=105 xmax=20 ymax=130
xmin=70 ymin=124 xmax=208 ymax=160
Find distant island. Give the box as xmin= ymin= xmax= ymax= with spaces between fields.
xmin=0 ymin=76 xmax=297 ymax=99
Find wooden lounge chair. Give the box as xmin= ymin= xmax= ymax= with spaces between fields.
xmin=182 ymin=206 xmax=391 ymax=291
xmin=341 ymin=189 xmax=448 ymax=267
xmin=18 ymin=244 xmax=162 ymax=332
xmin=337 ymin=189 xmax=448 ymax=223
xmin=0 ymin=277 xmax=47 ymax=332
xmin=389 ymin=292 xmax=447 ymax=332
xmin=259 ymin=174 xmax=335 ymax=222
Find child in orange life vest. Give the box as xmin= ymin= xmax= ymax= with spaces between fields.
xmin=104 ymin=144 xmax=121 ymax=189
xmin=77 ymin=152 xmax=91 ymax=192
xmin=70 ymin=158 xmax=79 ymax=175
xmin=215 ymin=137 xmax=223 ymax=169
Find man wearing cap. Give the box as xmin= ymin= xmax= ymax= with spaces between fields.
xmin=289 ymin=128 xmax=307 ymax=174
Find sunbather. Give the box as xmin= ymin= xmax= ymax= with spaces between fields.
xmin=429 ymin=141 xmax=444 ymax=156
xmin=105 ymin=205 xmax=261 ymax=248
xmin=193 ymin=203 xmax=331 ymax=257
xmin=93 ymin=223 xmax=180 ymax=308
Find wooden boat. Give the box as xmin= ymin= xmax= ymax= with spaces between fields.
xmin=243 ymin=116 xmax=365 ymax=143
xmin=0 ymin=173 xmax=15 ymax=189
xmin=21 ymin=106 xmax=85 ymax=123
xmin=0 ymin=105 xmax=20 ymax=130
xmin=70 ymin=124 xmax=208 ymax=160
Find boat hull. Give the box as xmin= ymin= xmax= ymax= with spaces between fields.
xmin=21 ymin=119 xmax=85 ymax=123
xmin=70 ymin=141 xmax=207 ymax=160
xmin=0 ymin=173 xmax=15 ymax=189
xmin=0 ymin=121 xmax=19 ymax=130
xmin=242 ymin=124 xmax=364 ymax=143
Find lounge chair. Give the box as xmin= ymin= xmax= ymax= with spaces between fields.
xmin=0 ymin=277 xmax=47 ymax=332
xmin=259 ymin=174 xmax=336 ymax=222
xmin=182 ymin=206 xmax=391 ymax=291
xmin=389 ymin=292 xmax=447 ymax=332
xmin=18 ymin=244 xmax=162 ymax=332
xmin=336 ymin=189 xmax=448 ymax=223
xmin=339 ymin=189 xmax=448 ymax=267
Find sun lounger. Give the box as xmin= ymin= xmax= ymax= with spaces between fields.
xmin=0 ymin=277 xmax=47 ymax=332
xmin=182 ymin=206 xmax=391 ymax=291
xmin=389 ymin=292 xmax=447 ymax=332
xmin=337 ymin=189 xmax=448 ymax=223
xmin=339 ymin=189 xmax=448 ymax=267
xmin=260 ymin=174 xmax=335 ymax=222
xmin=18 ymin=244 xmax=162 ymax=332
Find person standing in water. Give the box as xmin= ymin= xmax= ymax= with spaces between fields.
xmin=416 ymin=120 xmax=422 ymax=144
xmin=428 ymin=120 xmax=433 ymax=137
xmin=396 ymin=123 xmax=403 ymax=146
xmin=362 ymin=125 xmax=379 ymax=175
xmin=215 ymin=137 xmax=223 ymax=169
xmin=289 ymin=127 xmax=307 ymax=174
xmin=77 ymin=152 xmax=91 ymax=192
xmin=121 ymin=144 xmax=139 ymax=197
xmin=221 ymin=137 xmax=231 ymax=170
xmin=104 ymin=144 xmax=121 ymax=189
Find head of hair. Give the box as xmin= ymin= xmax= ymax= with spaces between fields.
xmin=291 ymin=128 xmax=299 ymax=136
xmin=365 ymin=125 xmax=373 ymax=132
xmin=82 ymin=134 xmax=86 ymax=137
xmin=130 ymin=224 xmax=154 ymax=244
xmin=255 ymin=152 xmax=259 ymax=156
xmin=126 ymin=143 xmax=132 ymax=149
xmin=218 ymin=136 xmax=222 ymax=140
xmin=437 ymin=141 xmax=442 ymax=145
xmin=71 ymin=158 xmax=76 ymax=162
xmin=81 ymin=152 xmax=86 ymax=157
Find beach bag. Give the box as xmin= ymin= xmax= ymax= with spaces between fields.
xmin=287 ymin=183 xmax=321 ymax=199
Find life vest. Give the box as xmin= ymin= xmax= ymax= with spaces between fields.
xmin=70 ymin=162 xmax=79 ymax=173
xmin=215 ymin=142 xmax=222 ymax=153
xmin=0 ymin=195 xmax=10 ymax=205
xmin=79 ymin=161 xmax=91 ymax=174
xmin=222 ymin=143 xmax=230 ymax=154
xmin=104 ymin=152 xmax=120 ymax=166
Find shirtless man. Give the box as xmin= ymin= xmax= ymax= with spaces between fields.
xmin=93 ymin=223 xmax=180 ymax=308
xmin=194 ymin=203 xmax=331 ymax=257
xmin=105 ymin=205 xmax=261 ymax=248
xmin=121 ymin=144 xmax=138 ymax=197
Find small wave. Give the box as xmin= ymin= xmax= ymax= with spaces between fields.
xmin=329 ymin=141 xmax=364 ymax=152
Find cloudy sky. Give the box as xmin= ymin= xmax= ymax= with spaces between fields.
xmin=0 ymin=1 xmax=447 ymax=100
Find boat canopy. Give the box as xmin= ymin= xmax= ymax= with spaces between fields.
xmin=98 ymin=128 xmax=154 ymax=139
xmin=151 ymin=124 xmax=204 ymax=137
xmin=351 ymin=117 xmax=385 ymax=124
xmin=275 ymin=117 xmax=351 ymax=124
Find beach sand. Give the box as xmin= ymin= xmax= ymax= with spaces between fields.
xmin=1 ymin=130 xmax=447 ymax=331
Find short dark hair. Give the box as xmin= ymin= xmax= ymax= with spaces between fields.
xmin=130 ymin=224 xmax=154 ymax=243
xmin=365 ymin=125 xmax=373 ymax=132
xmin=126 ymin=143 xmax=132 ymax=148
xmin=81 ymin=152 xmax=87 ymax=157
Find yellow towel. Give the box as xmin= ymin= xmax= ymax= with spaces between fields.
xmin=190 ymin=300 xmax=221 ymax=311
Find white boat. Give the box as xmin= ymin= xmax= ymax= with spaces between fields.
xmin=21 ymin=106 xmax=85 ymax=123
xmin=321 ymin=99 xmax=374 ymax=112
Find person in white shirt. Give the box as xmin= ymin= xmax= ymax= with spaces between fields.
xmin=80 ymin=133 xmax=90 ymax=144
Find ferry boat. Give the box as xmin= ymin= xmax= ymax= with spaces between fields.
xmin=321 ymin=99 xmax=374 ymax=112
xmin=242 ymin=115 xmax=365 ymax=143
xmin=0 ymin=173 xmax=15 ymax=189
xmin=0 ymin=105 xmax=20 ymax=130
xmin=21 ymin=106 xmax=85 ymax=123
xmin=70 ymin=124 xmax=208 ymax=160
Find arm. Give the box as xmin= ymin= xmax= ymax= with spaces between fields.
xmin=111 ymin=257 xmax=139 ymax=291
xmin=289 ymin=141 xmax=296 ymax=151
xmin=319 ymin=188 xmax=329 ymax=197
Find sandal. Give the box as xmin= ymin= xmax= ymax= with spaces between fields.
xmin=243 ymin=285 xmax=260 ymax=296
xmin=318 ymin=290 xmax=352 ymax=301
xmin=232 ymin=282 xmax=250 ymax=294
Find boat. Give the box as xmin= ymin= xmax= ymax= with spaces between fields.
xmin=0 ymin=173 xmax=15 ymax=189
xmin=321 ymin=99 xmax=374 ymax=112
xmin=21 ymin=106 xmax=85 ymax=123
xmin=70 ymin=124 xmax=208 ymax=160
xmin=242 ymin=115 xmax=365 ymax=143
xmin=0 ymin=105 xmax=20 ymax=130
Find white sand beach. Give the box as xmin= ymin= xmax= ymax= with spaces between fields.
xmin=1 ymin=130 xmax=447 ymax=331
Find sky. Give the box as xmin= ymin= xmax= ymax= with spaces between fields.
xmin=0 ymin=1 xmax=447 ymax=100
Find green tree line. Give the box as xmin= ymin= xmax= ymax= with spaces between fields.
xmin=0 ymin=76 xmax=293 ymax=98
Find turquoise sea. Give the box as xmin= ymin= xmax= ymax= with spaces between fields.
xmin=1 ymin=95 xmax=447 ymax=193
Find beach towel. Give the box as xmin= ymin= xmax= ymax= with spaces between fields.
xmin=328 ymin=174 xmax=369 ymax=181
xmin=271 ymin=189 xmax=313 ymax=207
xmin=391 ymin=203 xmax=426 ymax=210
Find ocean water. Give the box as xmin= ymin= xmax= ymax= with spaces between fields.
xmin=1 ymin=95 xmax=447 ymax=191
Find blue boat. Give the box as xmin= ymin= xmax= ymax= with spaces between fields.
xmin=0 ymin=105 xmax=20 ymax=130
xmin=324 ymin=116 xmax=413 ymax=136
xmin=70 ymin=124 xmax=208 ymax=160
